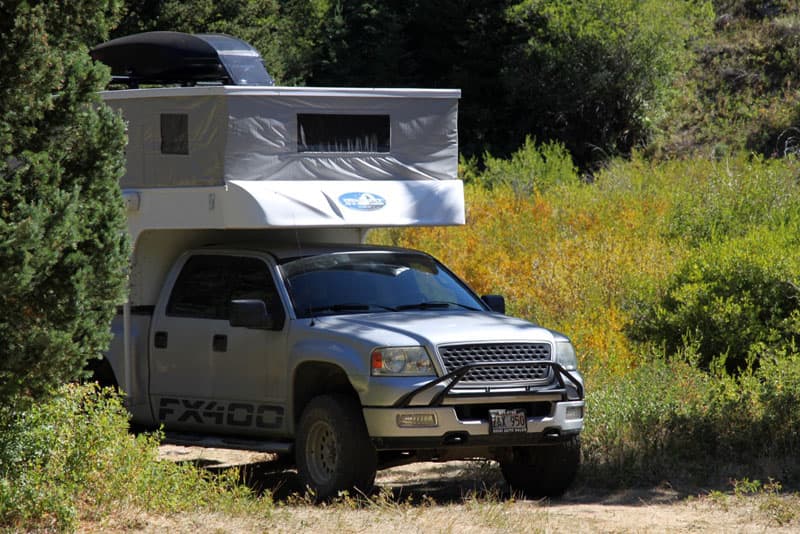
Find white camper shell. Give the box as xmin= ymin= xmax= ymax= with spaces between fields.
xmin=105 ymin=85 xmax=463 ymax=231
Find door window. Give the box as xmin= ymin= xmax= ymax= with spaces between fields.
xmin=167 ymin=255 xmax=284 ymax=325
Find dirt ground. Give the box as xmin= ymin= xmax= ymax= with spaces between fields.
xmin=139 ymin=445 xmax=800 ymax=533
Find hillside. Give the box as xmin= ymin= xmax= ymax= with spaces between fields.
xmin=652 ymin=2 xmax=800 ymax=159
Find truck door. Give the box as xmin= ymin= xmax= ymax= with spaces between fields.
xmin=150 ymin=253 xmax=287 ymax=436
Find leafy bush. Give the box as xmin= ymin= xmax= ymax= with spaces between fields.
xmin=0 ymin=385 xmax=260 ymax=532
xmin=469 ymin=137 xmax=578 ymax=195
xmin=627 ymin=225 xmax=800 ymax=372
xmin=661 ymin=154 xmax=800 ymax=245
xmin=583 ymin=348 xmax=800 ymax=487
xmin=503 ymin=0 xmax=713 ymax=168
xmin=582 ymin=352 xmax=713 ymax=486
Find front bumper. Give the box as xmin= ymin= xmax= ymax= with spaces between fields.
xmin=363 ymin=361 xmax=585 ymax=450
xmin=364 ymin=400 xmax=584 ymax=450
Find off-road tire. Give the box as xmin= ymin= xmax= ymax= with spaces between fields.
xmin=296 ymin=393 xmax=377 ymax=501
xmin=500 ymin=435 xmax=581 ymax=499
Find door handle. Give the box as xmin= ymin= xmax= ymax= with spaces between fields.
xmin=154 ymin=331 xmax=168 ymax=348
xmin=212 ymin=334 xmax=228 ymax=352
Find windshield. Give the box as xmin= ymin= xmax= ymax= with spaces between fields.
xmin=280 ymin=251 xmax=487 ymax=318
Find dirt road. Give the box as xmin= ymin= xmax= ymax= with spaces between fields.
xmin=141 ymin=445 xmax=799 ymax=533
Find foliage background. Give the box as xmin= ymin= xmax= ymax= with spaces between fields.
xmin=5 ymin=0 xmax=800 ymax=529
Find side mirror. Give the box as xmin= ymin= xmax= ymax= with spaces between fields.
xmin=481 ymin=294 xmax=506 ymax=314
xmin=230 ymin=299 xmax=274 ymax=329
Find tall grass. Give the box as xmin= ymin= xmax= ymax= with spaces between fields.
xmin=0 ymin=384 xmax=266 ymax=532
xmin=583 ymin=348 xmax=800 ymax=487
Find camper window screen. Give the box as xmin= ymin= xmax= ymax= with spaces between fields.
xmin=161 ymin=113 xmax=189 ymax=155
xmin=298 ymin=114 xmax=389 ymax=153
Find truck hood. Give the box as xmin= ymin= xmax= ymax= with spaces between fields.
xmin=311 ymin=310 xmax=560 ymax=348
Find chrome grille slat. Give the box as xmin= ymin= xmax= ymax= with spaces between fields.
xmin=438 ymin=343 xmax=552 ymax=383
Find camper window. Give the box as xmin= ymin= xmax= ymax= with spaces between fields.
xmin=297 ymin=114 xmax=389 ymax=153
xmin=160 ymin=113 xmax=189 ymax=155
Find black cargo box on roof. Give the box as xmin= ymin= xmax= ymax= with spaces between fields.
xmin=90 ymin=31 xmax=274 ymax=87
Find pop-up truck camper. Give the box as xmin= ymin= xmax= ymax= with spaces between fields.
xmin=90 ymin=31 xmax=584 ymax=500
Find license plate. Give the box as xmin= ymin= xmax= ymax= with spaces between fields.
xmin=489 ymin=408 xmax=527 ymax=433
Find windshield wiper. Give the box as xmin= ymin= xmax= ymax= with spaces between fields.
xmin=394 ymin=301 xmax=482 ymax=312
xmin=308 ymin=303 xmax=394 ymax=314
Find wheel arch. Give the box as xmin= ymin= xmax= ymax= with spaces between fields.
xmin=84 ymin=356 xmax=120 ymax=389
xmin=293 ymin=361 xmax=360 ymax=425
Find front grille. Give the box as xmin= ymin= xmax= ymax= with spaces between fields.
xmin=438 ymin=343 xmax=552 ymax=383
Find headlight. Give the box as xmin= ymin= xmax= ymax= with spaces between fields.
xmin=555 ymin=341 xmax=578 ymax=371
xmin=371 ymin=346 xmax=435 ymax=376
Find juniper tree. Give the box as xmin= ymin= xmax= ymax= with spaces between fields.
xmin=0 ymin=1 xmax=129 ymax=408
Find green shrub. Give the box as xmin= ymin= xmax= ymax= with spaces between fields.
xmin=582 ymin=352 xmax=712 ymax=486
xmin=475 ymin=137 xmax=579 ymax=195
xmin=583 ymin=347 xmax=800 ymax=487
xmin=0 ymin=384 xmax=261 ymax=532
xmin=662 ymin=155 xmax=800 ymax=245
xmin=503 ymin=0 xmax=713 ymax=168
xmin=626 ymin=224 xmax=800 ymax=372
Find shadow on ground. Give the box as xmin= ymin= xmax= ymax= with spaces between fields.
xmin=188 ymin=455 xmax=513 ymax=503
xmin=184 ymin=454 xmax=703 ymax=506
xmin=165 ymin=443 xmax=800 ymax=506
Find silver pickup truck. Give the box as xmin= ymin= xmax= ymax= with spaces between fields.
xmin=89 ymin=31 xmax=584 ymax=501
xmin=98 ymin=241 xmax=584 ymax=500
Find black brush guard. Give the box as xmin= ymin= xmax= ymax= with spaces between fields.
xmin=392 ymin=361 xmax=584 ymax=408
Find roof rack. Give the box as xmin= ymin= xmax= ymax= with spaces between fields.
xmin=90 ymin=31 xmax=274 ymax=88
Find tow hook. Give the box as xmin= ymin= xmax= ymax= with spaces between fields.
xmin=544 ymin=428 xmax=561 ymax=440
xmin=442 ymin=432 xmax=469 ymax=445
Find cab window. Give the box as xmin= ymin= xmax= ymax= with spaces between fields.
xmin=167 ymin=255 xmax=284 ymax=326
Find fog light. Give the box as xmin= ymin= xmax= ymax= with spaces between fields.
xmin=565 ymin=406 xmax=583 ymax=420
xmin=396 ymin=413 xmax=438 ymax=428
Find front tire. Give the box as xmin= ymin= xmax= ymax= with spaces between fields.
xmin=500 ymin=435 xmax=580 ymax=498
xmin=296 ymin=394 xmax=377 ymax=501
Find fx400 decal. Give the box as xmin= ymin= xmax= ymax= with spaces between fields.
xmin=158 ymin=397 xmax=284 ymax=429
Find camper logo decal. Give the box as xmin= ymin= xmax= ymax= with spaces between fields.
xmin=339 ymin=192 xmax=387 ymax=211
